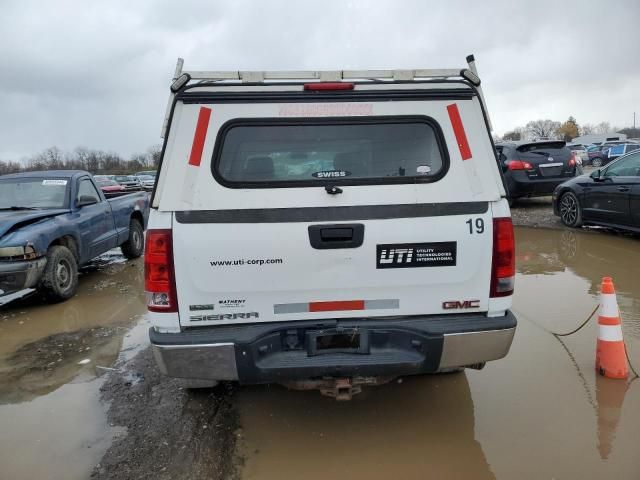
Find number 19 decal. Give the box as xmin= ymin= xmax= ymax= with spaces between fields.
xmin=466 ymin=218 xmax=485 ymax=234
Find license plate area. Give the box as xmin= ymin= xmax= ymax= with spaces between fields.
xmin=307 ymin=329 xmax=369 ymax=355
xmin=539 ymin=163 xmax=564 ymax=177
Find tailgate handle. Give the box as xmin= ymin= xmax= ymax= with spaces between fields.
xmin=308 ymin=224 xmax=364 ymax=249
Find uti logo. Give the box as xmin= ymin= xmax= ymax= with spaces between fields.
xmin=379 ymin=248 xmax=414 ymax=264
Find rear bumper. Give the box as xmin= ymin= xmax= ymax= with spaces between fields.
xmin=506 ymin=171 xmax=574 ymax=198
xmin=150 ymin=312 xmax=517 ymax=383
xmin=0 ymin=257 xmax=46 ymax=296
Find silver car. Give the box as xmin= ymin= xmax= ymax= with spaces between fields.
xmin=136 ymin=175 xmax=155 ymax=191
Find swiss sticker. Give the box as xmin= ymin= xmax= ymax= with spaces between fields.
xmin=42 ymin=179 xmax=67 ymax=186
xmin=312 ymin=170 xmax=350 ymax=179
xmin=376 ymin=242 xmax=457 ymax=269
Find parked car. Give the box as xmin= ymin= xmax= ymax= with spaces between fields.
xmin=113 ymin=175 xmax=142 ymax=191
xmin=587 ymin=144 xmax=613 ymax=167
xmin=135 ymin=170 xmax=157 ymax=178
xmin=604 ymin=143 xmax=640 ymax=164
xmin=567 ymin=143 xmax=589 ymax=166
xmin=94 ymin=177 xmax=126 ymax=196
xmin=136 ymin=174 xmax=155 ymax=191
xmin=0 ymin=170 xmax=149 ymax=302
xmin=495 ymin=140 xmax=578 ymax=205
xmin=553 ymin=150 xmax=640 ymax=232
xmin=147 ymin=58 xmax=517 ymax=396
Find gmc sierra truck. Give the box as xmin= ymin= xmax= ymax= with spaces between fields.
xmin=147 ymin=56 xmax=517 ymax=398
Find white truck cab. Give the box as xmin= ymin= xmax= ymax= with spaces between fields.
xmin=147 ymin=56 xmax=516 ymax=398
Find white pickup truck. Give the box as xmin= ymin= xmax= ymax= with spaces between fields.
xmin=146 ymin=55 xmax=517 ymax=398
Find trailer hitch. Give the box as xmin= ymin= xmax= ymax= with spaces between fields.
xmin=283 ymin=376 xmax=394 ymax=401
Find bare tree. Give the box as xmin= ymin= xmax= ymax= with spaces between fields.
xmin=147 ymin=145 xmax=162 ymax=168
xmin=3 ymin=144 xmax=162 ymax=175
xmin=525 ymin=119 xmax=560 ymax=140
xmin=580 ymin=123 xmax=595 ymax=135
xmin=594 ymin=122 xmax=612 ymax=134
xmin=502 ymin=126 xmax=526 ymax=141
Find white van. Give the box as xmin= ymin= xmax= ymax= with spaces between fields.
xmin=147 ymin=56 xmax=517 ymax=398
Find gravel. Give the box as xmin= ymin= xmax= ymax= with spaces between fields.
xmin=92 ymin=347 xmax=240 ymax=480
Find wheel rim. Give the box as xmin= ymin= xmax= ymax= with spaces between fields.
xmin=56 ymin=259 xmax=72 ymax=290
xmin=592 ymin=159 xmax=601 ymax=167
xmin=560 ymin=194 xmax=578 ymax=225
xmin=132 ymin=229 xmax=142 ymax=251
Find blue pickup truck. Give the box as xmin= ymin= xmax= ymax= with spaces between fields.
xmin=0 ymin=170 xmax=149 ymax=302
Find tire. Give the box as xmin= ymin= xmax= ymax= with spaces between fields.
xmin=38 ymin=245 xmax=78 ymax=302
xmin=121 ymin=218 xmax=144 ymax=259
xmin=559 ymin=191 xmax=583 ymax=228
xmin=591 ymin=157 xmax=602 ymax=167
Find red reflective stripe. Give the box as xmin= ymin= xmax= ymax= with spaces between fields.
xmin=598 ymin=316 xmax=621 ymax=326
xmin=309 ymin=300 xmax=365 ymax=312
xmin=447 ymin=103 xmax=472 ymax=160
xmin=188 ymin=107 xmax=212 ymax=167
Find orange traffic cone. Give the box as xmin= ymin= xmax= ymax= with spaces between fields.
xmin=595 ymin=277 xmax=628 ymax=379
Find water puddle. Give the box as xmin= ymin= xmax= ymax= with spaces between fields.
xmin=236 ymin=227 xmax=640 ymax=479
xmin=0 ymin=250 xmax=148 ymax=480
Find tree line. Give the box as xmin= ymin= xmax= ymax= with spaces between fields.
xmin=500 ymin=118 xmax=640 ymax=143
xmin=0 ymin=145 xmax=162 ymax=176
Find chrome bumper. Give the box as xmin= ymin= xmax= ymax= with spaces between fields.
xmin=439 ymin=327 xmax=516 ymax=369
xmin=152 ymin=342 xmax=239 ymax=380
xmin=150 ymin=313 xmax=517 ymax=382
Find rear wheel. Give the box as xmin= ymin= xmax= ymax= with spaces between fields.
xmin=559 ymin=191 xmax=583 ymax=227
xmin=591 ymin=157 xmax=602 ymax=167
xmin=39 ymin=245 xmax=78 ymax=302
xmin=121 ymin=218 xmax=144 ymax=259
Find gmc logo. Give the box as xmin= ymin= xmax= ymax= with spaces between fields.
xmin=442 ymin=300 xmax=480 ymax=310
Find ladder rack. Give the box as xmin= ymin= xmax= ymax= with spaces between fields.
xmin=160 ymin=54 xmax=491 ymax=137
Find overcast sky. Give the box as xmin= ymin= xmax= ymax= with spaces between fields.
xmin=1 ymin=0 xmax=638 ymax=161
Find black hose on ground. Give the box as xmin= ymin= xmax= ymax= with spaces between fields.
xmin=547 ymin=304 xmax=639 ymax=380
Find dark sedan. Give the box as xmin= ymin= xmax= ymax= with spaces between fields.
xmin=496 ymin=140 xmax=578 ymax=205
xmin=553 ymin=150 xmax=640 ymax=232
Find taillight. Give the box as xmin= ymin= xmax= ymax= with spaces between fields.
xmin=507 ymin=160 xmax=533 ymax=170
xmin=303 ymin=82 xmax=354 ymax=91
xmin=568 ymin=154 xmax=577 ymax=167
xmin=490 ymin=218 xmax=515 ymax=298
xmin=144 ymin=229 xmax=178 ymax=312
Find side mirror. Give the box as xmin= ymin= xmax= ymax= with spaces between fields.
xmin=590 ymin=169 xmax=605 ymax=181
xmin=77 ymin=195 xmax=98 ymax=207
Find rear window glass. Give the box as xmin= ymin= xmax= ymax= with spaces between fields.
xmin=516 ymin=142 xmax=566 ymax=152
xmin=516 ymin=142 xmax=569 ymax=159
xmin=213 ymin=117 xmax=448 ymax=187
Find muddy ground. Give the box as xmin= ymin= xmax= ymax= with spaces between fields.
xmin=510 ymin=196 xmax=563 ymax=229
xmin=93 ymin=348 xmax=238 ymax=480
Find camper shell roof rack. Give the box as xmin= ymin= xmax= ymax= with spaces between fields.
xmin=161 ymin=54 xmax=490 ymax=137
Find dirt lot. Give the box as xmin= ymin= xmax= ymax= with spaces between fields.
xmin=93 ymin=348 xmax=239 ymax=480
xmin=510 ymin=196 xmax=563 ymax=229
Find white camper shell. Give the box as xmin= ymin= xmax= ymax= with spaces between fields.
xmin=147 ymin=56 xmax=517 ymax=397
